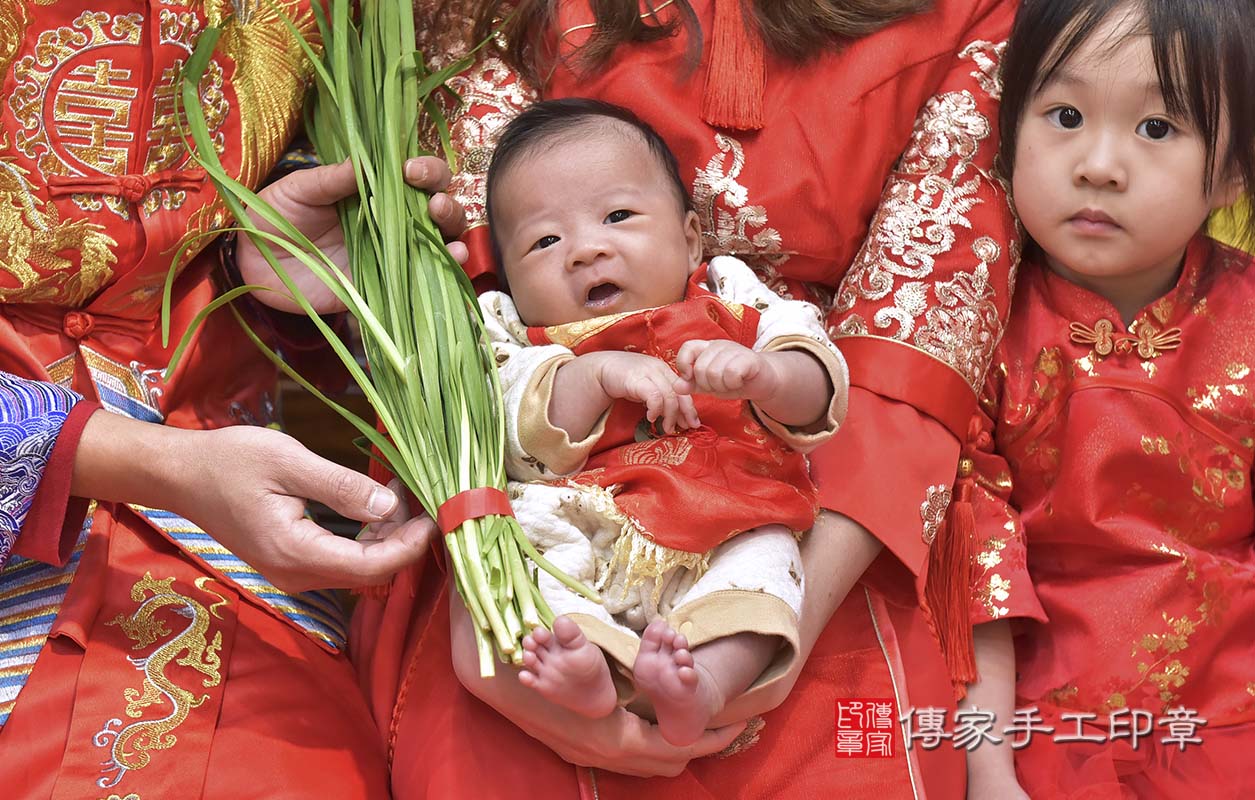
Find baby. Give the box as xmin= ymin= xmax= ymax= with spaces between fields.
xmin=481 ymin=98 xmax=848 ymax=746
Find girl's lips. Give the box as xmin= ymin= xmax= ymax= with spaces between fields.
xmin=1068 ymin=209 xmax=1121 ymax=235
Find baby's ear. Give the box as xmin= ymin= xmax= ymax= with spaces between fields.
xmin=684 ymin=210 xmax=703 ymax=275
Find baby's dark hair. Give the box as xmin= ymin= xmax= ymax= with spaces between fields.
xmin=486 ymin=98 xmax=694 ymax=285
xmin=999 ymin=0 xmax=1255 ymax=249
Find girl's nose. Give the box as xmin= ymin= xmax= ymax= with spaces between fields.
xmin=1073 ymin=133 xmax=1128 ymax=191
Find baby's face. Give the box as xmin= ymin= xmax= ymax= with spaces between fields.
xmin=493 ymin=123 xmax=702 ymax=327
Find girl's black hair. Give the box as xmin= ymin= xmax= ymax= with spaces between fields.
xmin=999 ymin=0 xmax=1255 ymax=249
xmin=486 ymin=98 xmax=694 ymax=285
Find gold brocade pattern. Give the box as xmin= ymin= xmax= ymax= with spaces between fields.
xmin=0 ymin=148 xmax=117 ymax=304
xmin=715 ymin=715 xmax=765 ymax=758
xmin=973 ymin=241 xmax=1255 ymax=721
xmin=913 ymin=238 xmax=1004 ymax=389
xmin=572 ymin=482 xmax=710 ymax=603
xmin=960 ymin=40 xmax=1006 ymax=99
xmin=831 ymin=41 xmax=1015 ymax=392
xmin=445 ymin=56 xmax=538 ymax=228
xmin=94 ymin=574 xmax=228 ymax=790
xmin=10 ymin=12 xmax=145 ymax=181
xmin=209 ymin=0 xmax=318 ymax=192
xmin=619 ymin=437 xmax=693 ymax=467
xmin=0 ymin=0 xmax=28 ymax=83
xmin=692 ymin=133 xmax=786 ymax=269
xmin=919 ymin=484 xmax=950 ymax=545
xmin=141 ymin=9 xmax=228 ymax=217
xmin=165 ymin=0 xmax=319 ymax=257
xmin=544 ymin=309 xmax=638 ymax=349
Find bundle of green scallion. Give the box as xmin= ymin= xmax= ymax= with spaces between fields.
xmin=164 ymin=0 xmax=595 ymax=676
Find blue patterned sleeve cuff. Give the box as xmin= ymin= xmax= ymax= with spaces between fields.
xmin=0 ymin=372 xmax=81 ymax=564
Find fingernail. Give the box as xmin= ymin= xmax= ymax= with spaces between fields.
xmin=368 ymin=486 xmax=398 ymax=518
xmin=406 ymin=159 xmax=426 ymax=182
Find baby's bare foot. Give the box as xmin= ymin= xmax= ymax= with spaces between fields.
xmin=519 ymin=616 xmax=617 ymax=719
xmin=633 ymin=619 xmax=720 ymax=746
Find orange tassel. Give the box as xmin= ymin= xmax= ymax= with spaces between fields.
xmin=701 ymin=0 xmax=765 ymax=131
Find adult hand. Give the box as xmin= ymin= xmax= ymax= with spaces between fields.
xmin=708 ymin=510 xmax=883 ymax=727
xmin=72 ymin=410 xmax=435 ymax=593
xmin=449 ymin=589 xmax=744 ymax=776
xmin=237 ymin=156 xmax=469 ymax=313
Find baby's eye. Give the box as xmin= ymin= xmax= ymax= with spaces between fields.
xmin=1137 ymin=118 xmax=1174 ymax=140
xmin=531 ymin=235 xmax=560 ymax=251
xmin=605 ymin=209 xmax=632 ymax=223
xmin=1048 ymin=106 xmax=1083 ymax=129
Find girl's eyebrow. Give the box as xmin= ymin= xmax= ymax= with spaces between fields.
xmin=1040 ymin=66 xmax=1162 ymax=99
xmin=1040 ymin=66 xmax=1087 ymax=91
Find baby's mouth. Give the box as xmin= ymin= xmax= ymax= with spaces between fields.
xmin=585 ymin=282 xmax=623 ymax=307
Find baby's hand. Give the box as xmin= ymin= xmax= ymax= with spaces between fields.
xmin=594 ymin=352 xmax=700 ymax=433
xmin=674 ymin=340 xmax=779 ymax=402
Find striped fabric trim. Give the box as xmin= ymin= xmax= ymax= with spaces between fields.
xmin=0 ymin=514 xmax=90 ymax=727
xmin=131 ymin=507 xmax=348 ymax=651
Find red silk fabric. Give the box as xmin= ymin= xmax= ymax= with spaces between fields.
xmin=527 ymin=267 xmax=820 ymax=554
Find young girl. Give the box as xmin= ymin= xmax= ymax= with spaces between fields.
xmin=962 ymin=1 xmax=1255 ymax=797
xmin=481 ymin=99 xmax=847 ymax=748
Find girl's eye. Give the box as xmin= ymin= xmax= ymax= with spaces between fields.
xmin=532 ymin=235 xmax=560 ymax=251
xmin=1137 ymin=118 xmax=1174 ymax=140
xmin=1048 ymin=106 xmax=1083 ymax=129
xmin=605 ymin=209 xmax=632 ymax=223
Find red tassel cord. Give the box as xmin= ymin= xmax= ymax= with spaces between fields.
xmin=701 ymin=0 xmax=765 ymax=131
xmin=924 ymin=416 xmax=988 ymax=700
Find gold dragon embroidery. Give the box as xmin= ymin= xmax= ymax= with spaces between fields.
xmin=93 ymin=574 xmax=229 ymax=790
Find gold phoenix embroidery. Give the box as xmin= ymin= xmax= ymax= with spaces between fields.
xmin=170 ymin=0 xmax=318 ymax=267
xmin=93 ymin=574 xmax=228 ymax=790
xmin=0 ymin=0 xmax=29 ymax=83
xmin=0 ymin=147 xmax=118 ymax=304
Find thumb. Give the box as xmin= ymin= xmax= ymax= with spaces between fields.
xmin=286 ymin=453 xmax=399 ymax=523
xmin=276 ymin=159 xmax=358 ymax=207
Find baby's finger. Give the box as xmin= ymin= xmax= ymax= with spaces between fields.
xmin=722 ymin=354 xmax=757 ymax=392
xmin=678 ymin=394 xmax=701 ymax=429
xmin=699 ymin=346 xmax=736 ymax=395
xmin=674 ymin=340 xmax=710 ymax=380
xmin=656 ymin=376 xmax=681 ymax=433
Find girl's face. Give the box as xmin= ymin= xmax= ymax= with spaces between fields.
xmin=1011 ymin=6 xmax=1240 ymax=307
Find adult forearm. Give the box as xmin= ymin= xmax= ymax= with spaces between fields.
xmin=796 ymin=510 xmax=882 ymax=651
xmin=713 ymin=510 xmax=881 ymax=724
xmin=70 ymin=409 xmax=198 ymax=507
